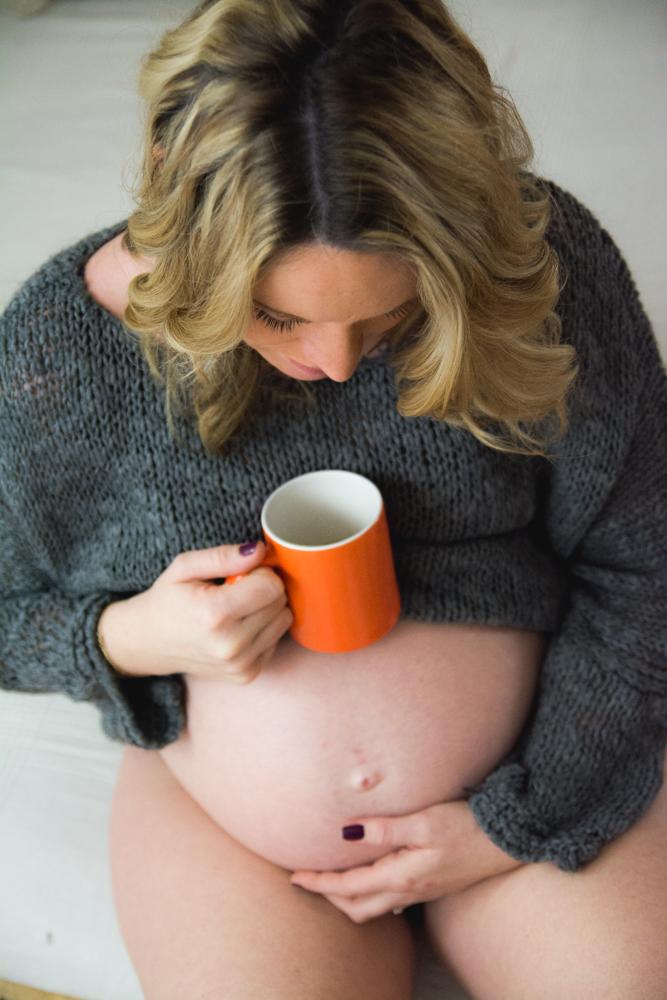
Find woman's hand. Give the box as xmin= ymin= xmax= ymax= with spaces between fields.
xmin=290 ymin=799 xmax=523 ymax=924
xmin=97 ymin=540 xmax=293 ymax=683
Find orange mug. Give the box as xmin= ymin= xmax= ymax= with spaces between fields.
xmin=226 ymin=469 xmax=401 ymax=653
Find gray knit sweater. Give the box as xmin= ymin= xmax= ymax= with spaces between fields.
xmin=1 ymin=177 xmax=666 ymax=872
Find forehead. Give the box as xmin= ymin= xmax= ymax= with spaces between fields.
xmin=255 ymin=244 xmax=416 ymax=317
xmin=262 ymin=242 xmax=412 ymax=277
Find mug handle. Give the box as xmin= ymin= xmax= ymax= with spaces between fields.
xmin=225 ymin=539 xmax=281 ymax=586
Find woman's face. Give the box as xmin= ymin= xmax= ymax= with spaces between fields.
xmin=245 ymin=244 xmax=419 ymax=382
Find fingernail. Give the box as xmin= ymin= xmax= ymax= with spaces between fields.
xmin=239 ymin=540 xmax=259 ymax=556
xmin=342 ymin=824 xmax=365 ymax=840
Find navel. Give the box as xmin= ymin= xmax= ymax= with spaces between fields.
xmin=348 ymin=766 xmax=385 ymax=792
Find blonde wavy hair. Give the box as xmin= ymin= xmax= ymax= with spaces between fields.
xmin=121 ymin=0 xmax=578 ymax=459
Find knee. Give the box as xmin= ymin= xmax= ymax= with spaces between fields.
xmin=425 ymin=869 xmax=667 ymax=1000
xmin=573 ymin=962 xmax=667 ymax=1000
xmin=583 ymin=939 xmax=667 ymax=1000
xmin=542 ymin=911 xmax=667 ymax=1000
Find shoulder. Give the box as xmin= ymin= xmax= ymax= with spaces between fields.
xmin=0 ymin=268 xmax=62 ymax=409
xmin=0 ymin=221 xmax=127 ymax=402
xmin=532 ymin=175 xmax=646 ymax=314
xmin=527 ymin=179 xmax=665 ymax=483
xmin=82 ymin=231 xmax=133 ymax=321
xmin=530 ymin=175 xmax=660 ymax=387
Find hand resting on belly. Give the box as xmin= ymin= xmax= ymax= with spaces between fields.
xmin=159 ymin=618 xmax=546 ymax=872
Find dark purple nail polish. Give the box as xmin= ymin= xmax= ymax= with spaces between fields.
xmin=342 ymin=824 xmax=365 ymax=840
xmin=239 ymin=540 xmax=258 ymax=556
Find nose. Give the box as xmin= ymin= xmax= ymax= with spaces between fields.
xmin=301 ymin=327 xmax=365 ymax=382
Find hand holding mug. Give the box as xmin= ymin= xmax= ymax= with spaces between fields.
xmin=98 ymin=470 xmax=400 ymax=682
xmin=98 ymin=540 xmax=292 ymax=685
xmin=226 ymin=470 xmax=401 ymax=654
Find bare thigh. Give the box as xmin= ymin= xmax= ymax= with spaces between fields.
xmin=424 ymin=745 xmax=667 ymax=1000
xmin=108 ymin=746 xmax=417 ymax=1000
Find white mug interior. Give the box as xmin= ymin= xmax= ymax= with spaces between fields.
xmin=261 ymin=470 xmax=383 ymax=550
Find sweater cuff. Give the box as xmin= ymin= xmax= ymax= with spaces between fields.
xmin=465 ymin=654 xmax=667 ymax=872
xmin=77 ymin=593 xmax=186 ymax=749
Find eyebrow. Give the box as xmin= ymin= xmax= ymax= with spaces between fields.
xmin=252 ymin=296 xmax=418 ymax=323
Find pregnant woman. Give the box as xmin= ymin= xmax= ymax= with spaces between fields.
xmin=1 ymin=2 xmax=666 ymax=998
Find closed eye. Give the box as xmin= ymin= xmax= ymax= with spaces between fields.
xmin=253 ymin=300 xmax=417 ymax=333
xmin=253 ymin=308 xmax=302 ymax=332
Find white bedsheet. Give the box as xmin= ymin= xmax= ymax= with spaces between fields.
xmin=1 ymin=2 xmax=665 ymax=998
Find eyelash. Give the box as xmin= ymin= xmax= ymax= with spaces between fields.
xmin=253 ymin=301 xmax=415 ymax=332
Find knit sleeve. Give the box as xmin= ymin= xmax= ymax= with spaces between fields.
xmin=0 ymin=488 xmax=185 ymax=748
xmin=466 ymin=191 xmax=667 ymax=871
xmin=0 ymin=319 xmax=185 ymax=750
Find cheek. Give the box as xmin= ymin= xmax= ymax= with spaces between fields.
xmin=243 ymin=328 xmax=278 ymax=352
xmin=245 ymin=322 xmax=300 ymax=347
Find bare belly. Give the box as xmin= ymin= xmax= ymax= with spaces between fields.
xmin=159 ymin=619 xmax=545 ymax=873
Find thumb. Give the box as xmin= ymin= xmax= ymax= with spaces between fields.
xmin=343 ymin=811 xmax=431 ymax=850
xmin=167 ymin=539 xmax=267 ymax=584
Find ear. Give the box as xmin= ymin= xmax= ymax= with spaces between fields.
xmin=152 ymin=143 xmax=165 ymax=162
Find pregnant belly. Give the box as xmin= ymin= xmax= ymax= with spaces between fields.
xmin=159 ymin=619 xmax=545 ymax=873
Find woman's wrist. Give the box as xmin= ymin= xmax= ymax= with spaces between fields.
xmin=461 ymin=801 xmax=526 ymax=882
xmin=96 ymin=600 xmax=142 ymax=677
